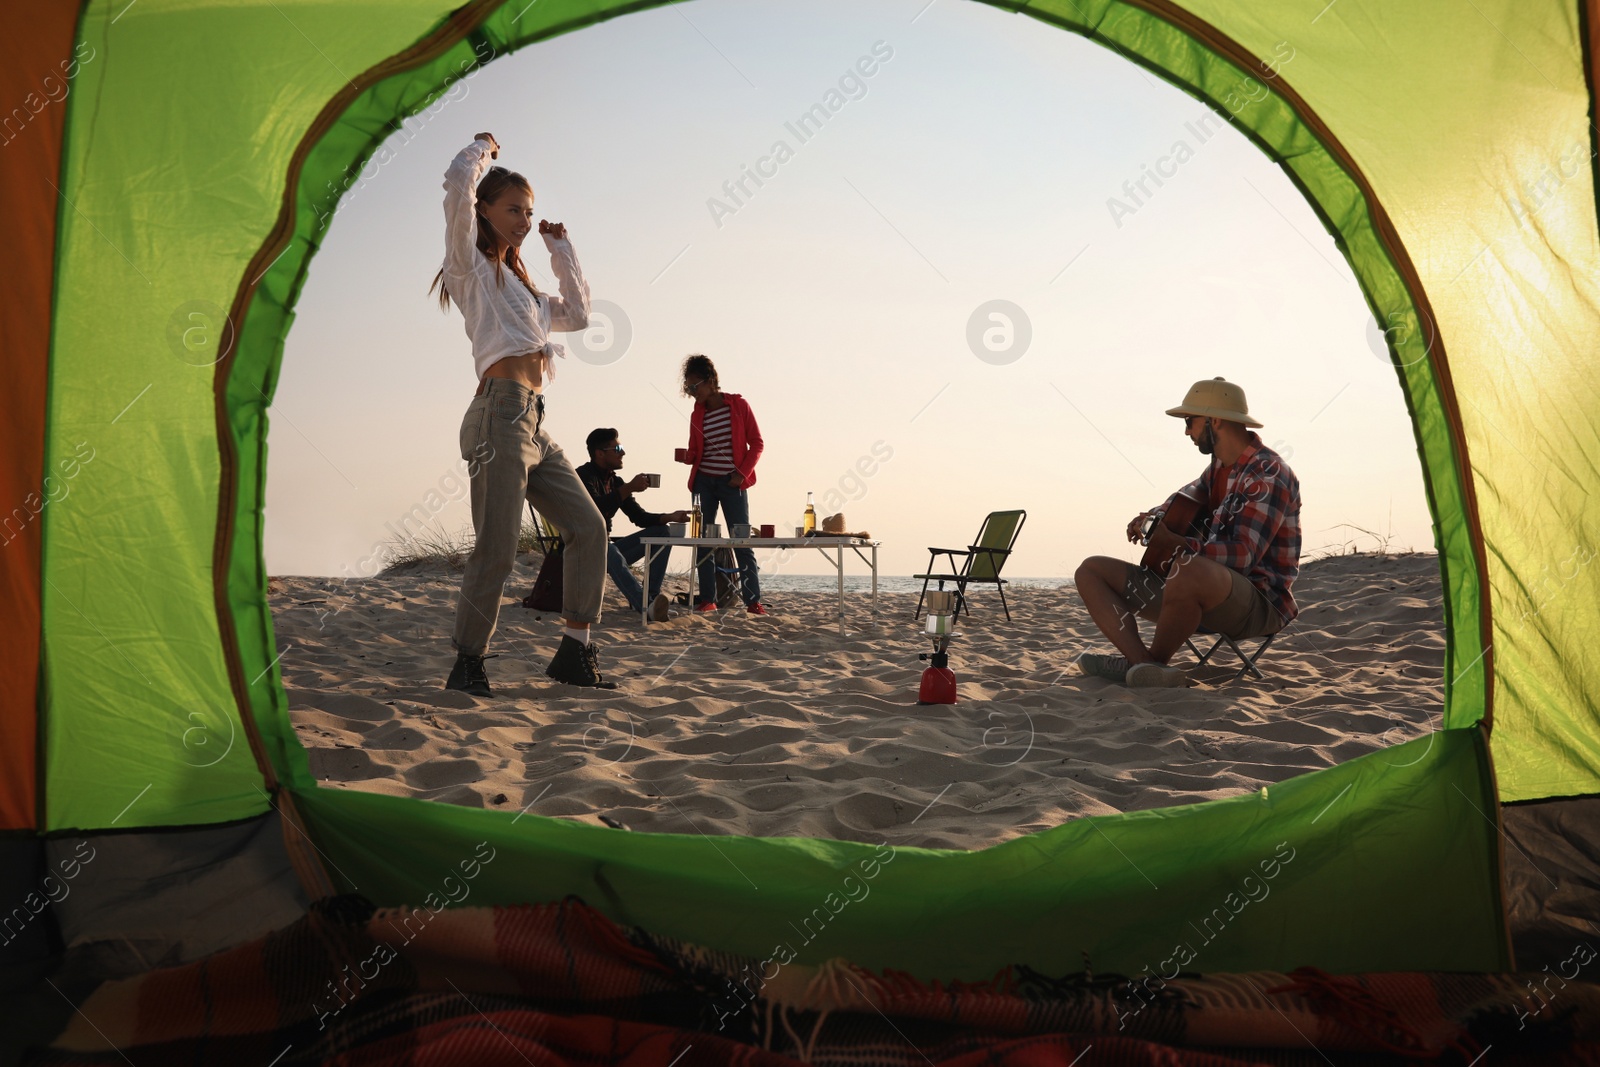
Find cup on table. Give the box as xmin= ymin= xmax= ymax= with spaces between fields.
xmin=674 ymin=448 xmax=690 ymax=463
xmin=759 ymin=524 xmax=775 ymax=538
xmin=644 ymin=473 xmax=661 ymax=488
xmin=794 ymin=526 xmax=806 ymax=537
xmin=705 ymin=523 xmax=721 ymax=538
xmin=668 ymin=522 xmax=687 ymax=537
xmin=731 ymin=523 xmax=753 ymax=538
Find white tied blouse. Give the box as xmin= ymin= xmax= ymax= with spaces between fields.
xmin=441 ymin=139 xmax=590 ymax=380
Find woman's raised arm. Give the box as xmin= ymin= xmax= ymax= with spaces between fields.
xmin=441 ymin=134 xmax=497 ymax=277
xmin=539 ymin=219 xmax=590 ymax=332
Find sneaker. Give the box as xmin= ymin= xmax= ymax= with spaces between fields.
xmin=746 ymin=602 xmax=769 ymax=616
xmin=445 ymin=651 xmax=494 ymax=697
xmin=649 ymin=593 xmax=671 ymax=623
xmin=1126 ymin=661 xmax=1188 ymax=688
xmin=545 ymin=635 xmax=619 ymax=689
xmin=694 ymin=601 xmax=718 ymax=613
xmin=1076 ymin=651 xmax=1131 ymax=683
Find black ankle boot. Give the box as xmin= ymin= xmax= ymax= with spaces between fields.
xmin=545 ymin=635 xmax=618 ymax=689
xmin=445 ymin=651 xmax=493 ymax=697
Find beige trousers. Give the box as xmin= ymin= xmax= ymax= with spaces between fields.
xmin=452 ymin=378 xmax=607 ymax=656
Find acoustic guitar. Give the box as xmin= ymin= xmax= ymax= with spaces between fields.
xmin=1140 ymin=489 xmax=1208 ymax=573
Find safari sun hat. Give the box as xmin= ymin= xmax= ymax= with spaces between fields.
xmin=1165 ymin=376 xmax=1263 ymax=428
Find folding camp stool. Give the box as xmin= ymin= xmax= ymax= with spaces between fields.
xmin=1184 ymin=627 xmax=1280 ymax=683
xmin=685 ymin=545 xmax=745 ymax=608
xmin=710 ymin=546 xmax=745 ymax=608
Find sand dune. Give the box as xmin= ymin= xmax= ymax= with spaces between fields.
xmin=269 ymin=552 xmax=1444 ymax=851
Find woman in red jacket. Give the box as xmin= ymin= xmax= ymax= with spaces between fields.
xmin=678 ymin=354 xmax=767 ymax=614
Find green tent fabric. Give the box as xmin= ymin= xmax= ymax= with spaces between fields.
xmin=11 ymin=0 xmax=1600 ymax=982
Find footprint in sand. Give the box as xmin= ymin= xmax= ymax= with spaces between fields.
xmin=308 ymin=746 xmax=394 ymax=781
xmin=405 ymin=757 xmax=488 ymax=791
xmin=833 ymin=791 xmax=910 ymax=832
xmin=666 ymin=722 xmax=808 ymax=756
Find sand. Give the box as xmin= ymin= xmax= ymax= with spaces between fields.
xmin=268 ymin=552 xmax=1444 ymax=851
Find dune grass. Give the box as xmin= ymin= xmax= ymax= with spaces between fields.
xmin=378 ymin=522 xmax=548 ymax=576
xmin=1305 ymin=521 xmax=1419 ymax=562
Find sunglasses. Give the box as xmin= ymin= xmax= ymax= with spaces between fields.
xmin=600 ymin=444 xmax=625 ymax=456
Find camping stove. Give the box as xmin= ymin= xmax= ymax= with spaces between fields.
xmin=916 ymin=590 xmax=959 ymax=705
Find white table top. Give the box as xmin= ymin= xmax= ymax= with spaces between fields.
xmin=638 ymin=535 xmax=879 ymax=547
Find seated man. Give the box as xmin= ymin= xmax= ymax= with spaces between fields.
xmin=1074 ymin=377 xmax=1301 ymax=688
xmin=577 ymin=428 xmax=690 ymax=622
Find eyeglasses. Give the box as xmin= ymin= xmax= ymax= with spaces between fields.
xmin=600 ymin=444 xmax=625 ymax=456
xmin=684 ymin=378 xmax=706 ymax=391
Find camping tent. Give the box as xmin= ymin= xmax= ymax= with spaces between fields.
xmin=4 ymin=0 xmax=1599 ymax=1014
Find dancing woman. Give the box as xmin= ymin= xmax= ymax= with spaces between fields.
xmin=431 ymin=131 xmax=614 ymax=694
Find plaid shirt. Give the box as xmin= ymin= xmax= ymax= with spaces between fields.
xmin=1150 ymin=432 xmax=1302 ymax=624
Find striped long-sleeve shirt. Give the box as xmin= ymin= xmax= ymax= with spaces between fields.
xmin=682 ymin=392 xmax=764 ymax=489
xmin=1149 ymin=432 xmax=1302 ymax=625
xmin=698 ymin=405 xmax=737 ymax=476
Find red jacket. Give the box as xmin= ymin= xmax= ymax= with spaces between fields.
xmin=681 ymin=392 xmax=764 ymax=489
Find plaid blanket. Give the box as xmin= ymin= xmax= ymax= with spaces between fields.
xmin=31 ymin=895 xmax=1600 ymax=1066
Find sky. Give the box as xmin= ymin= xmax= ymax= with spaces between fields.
xmin=264 ymin=0 xmax=1433 ymax=580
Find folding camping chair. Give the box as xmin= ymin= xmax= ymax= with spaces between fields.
xmin=525 ymin=504 xmax=562 ymax=555
xmin=913 ymin=509 xmax=1027 ymax=622
xmin=1184 ymin=627 xmax=1281 ymax=683
xmin=528 ymin=503 xmax=673 ymax=594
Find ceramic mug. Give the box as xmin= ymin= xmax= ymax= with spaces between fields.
xmin=644 ymin=473 xmax=661 ymax=488
xmin=759 ymin=524 xmax=775 ymax=538
xmin=731 ymin=524 xmax=753 ymax=538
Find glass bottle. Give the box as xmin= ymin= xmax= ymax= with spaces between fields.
xmin=691 ymin=493 xmax=703 ymax=539
xmin=803 ymin=491 xmax=816 ymax=534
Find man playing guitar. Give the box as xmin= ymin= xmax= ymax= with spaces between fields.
xmin=1073 ymin=378 xmax=1302 ymax=687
